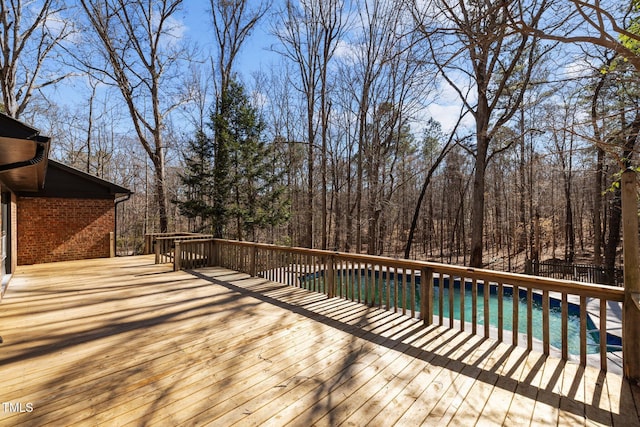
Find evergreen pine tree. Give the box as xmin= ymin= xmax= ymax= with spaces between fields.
xmin=218 ymin=79 xmax=289 ymax=240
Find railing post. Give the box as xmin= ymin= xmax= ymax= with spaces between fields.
xmin=326 ymin=254 xmax=336 ymax=298
xmin=622 ymin=169 xmax=640 ymax=381
xmin=249 ymin=245 xmax=257 ymax=276
xmin=420 ymin=267 xmax=433 ymax=326
xmin=154 ymin=237 xmax=160 ymax=264
xmin=174 ymin=240 xmax=181 ymax=271
xmin=206 ymin=240 xmax=213 ymax=267
xmin=109 ymin=232 xmax=115 ymax=258
xmin=212 ymin=240 xmax=219 ymax=266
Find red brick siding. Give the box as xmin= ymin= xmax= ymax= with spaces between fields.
xmin=17 ymin=197 xmax=114 ymax=265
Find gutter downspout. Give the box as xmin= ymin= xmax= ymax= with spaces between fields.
xmin=114 ymin=193 xmax=132 ymax=257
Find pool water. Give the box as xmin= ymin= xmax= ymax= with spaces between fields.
xmin=301 ymin=270 xmax=621 ymax=355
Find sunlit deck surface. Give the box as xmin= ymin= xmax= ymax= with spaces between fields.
xmin=1 ymin=255 xmax=640 ymax=426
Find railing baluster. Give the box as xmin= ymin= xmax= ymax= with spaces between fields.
xmin=337 ymin=258 xmax=343 ymax=298
xmin=313 ymin=254 xmax=318 ymax=291
xmin=600 ymin=298 xmax=607 ymax=371
xmin=385 ymin=267 xmax=390 ymax=310
xmin=470 ymin=277 xmax=476 ymax=334
xmin=350 ymin=260 xmax=355 ymax=302
xmin=374 ymin=264 xmax=380 ymax=308
xmin=421 ymin=268 xmax=433 ymax=325
xmin=358 ymin=261 xmax=363 ymax=302
xmin=401 ymin=268 xmax=408 ymax=315
xmin=580 ymin=296 xmax=587 ymax=366
xmin=512 ymin=284 xmax=519 ymax=346
xmin=376 ymin=264 xmax=380 ymax=307
xmin=484 ymin=280 xmax=490 ymax=338
xmin=291 ymin=252 xmax=295 ymax=287
xmin=439 ymin=273 xmax=444 ymax=326
xmin=409 ymin=270 xmax=415 ymax=318
xmin=352 ymin=262 xmax=358 ymax=303
xmin=542 ymin=290 xmax=549 ymax=355
xmin=342 ymin=258 xmax=347 ymax=298
xmin=273 ymin=250 xmax=277 ymax=283
xmin=498 ymin=282 xmax=503 ymax=343
xmin=560 ymin=292 xmax=569 ymax=360
xmin=364 ymin=262 xmax=369 ymax=305
xmin=527 ymin=288 xmax=533 ymax=351
xmin=304 ymin=254 xmax=309 ymax=289
xmin=393 ymin=266 xmax=398 ymax=313
xmin=449 ymin=275 xmax=455 ymax=329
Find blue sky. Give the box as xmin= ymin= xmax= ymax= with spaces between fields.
xmin=42 ymin=1 xmax=277 ymax=132
xmin=181 ymin=0 xmax=278 ymax=80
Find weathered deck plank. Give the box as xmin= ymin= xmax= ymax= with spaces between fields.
xmin=0 ymin=255 xmax=638 ymax=426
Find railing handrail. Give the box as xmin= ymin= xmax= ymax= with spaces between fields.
xmin=155 ymin=234 xmax=212 ymax=241
xmin=181 ymin=238 xmax=623 ymax=302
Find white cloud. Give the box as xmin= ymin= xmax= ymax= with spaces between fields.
xmin=156 ymin=14 xmax=187 ymax=49
xmin=561 ymin=58 xmax=595 ymax=79
xmin=424 ymin=102 xmax=474 ymax=134
xmin=414 ymin=74 xmax=476 ymax=134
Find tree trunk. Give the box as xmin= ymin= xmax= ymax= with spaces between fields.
xmin=564 ymin=182 xmax=575 ymax=263
xmin=604 ymin=188 xmax=622 ymax=284
xmin=404 ymin=138 xmax=452 ymax=259
xmin=153 ymin=151 xmax=168 ymax=233
xmin=306 ymin=105 xmax=314 ymax=248
xmin=470 ymin=133 xmax=489 ymax=268
xmin=594 ymin=147 xmax=604 ymax=265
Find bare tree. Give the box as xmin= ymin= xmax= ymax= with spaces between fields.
xmin=349 ymin=0 xmax=410 ymax=253
xmin=0 ymin=0 xmax=73 ymax=118
xmin=404 ymin=116 xmax=461 ymax=259
xmin=413 ymin=0 xmax=550 ymax=267
xmin=78 ymin=0 xmax=190 ymax=232
xmin=317 ymin=0 xmax=347 ymax=250
xmin=544 ymin=95 xmax=582 ymax=263
xmin=274 ymin=0 xmax=345 ymax=249
xmin=512 ymin=0 xmax=640 ymax=72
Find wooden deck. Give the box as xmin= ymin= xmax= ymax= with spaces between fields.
xmin=1 ymin=256 xmax=639 ymax=426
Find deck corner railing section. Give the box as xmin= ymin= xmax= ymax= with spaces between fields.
xmin=144 ymin=232 xmax=212 ymax=264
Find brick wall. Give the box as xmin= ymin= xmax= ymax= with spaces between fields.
xmin=17 ymin=197 xmax=114 ymax=265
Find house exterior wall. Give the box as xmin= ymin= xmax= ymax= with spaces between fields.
xmin=17 ymin=197 xmax=114 ymax=265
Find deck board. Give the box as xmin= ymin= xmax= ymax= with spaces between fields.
xmin=0 ymin=255 xmax=639 ymax=426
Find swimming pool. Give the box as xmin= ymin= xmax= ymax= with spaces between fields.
xmin=301 ymin=269 xmax=621 ymax=355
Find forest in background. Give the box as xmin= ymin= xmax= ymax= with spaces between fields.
xmin=2 ymin=0 xmax=640 ymax=279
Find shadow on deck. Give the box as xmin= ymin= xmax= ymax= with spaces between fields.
xmin=0 ymin=255 xmax=639 ymax=426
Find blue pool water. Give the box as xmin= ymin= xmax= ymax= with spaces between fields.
xmin=301 ymin=269 xmax=621 ymax=355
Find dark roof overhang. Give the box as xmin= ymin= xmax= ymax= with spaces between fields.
xmin=34 ymin=160 xmax=132 ymax=199
xmin=0 ymin=113 xmax=50 ymax=192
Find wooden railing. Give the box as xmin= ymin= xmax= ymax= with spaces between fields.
xmin=162 ymin=237 xmax=626 ymax=372
xmin=143 ymin=232 xmax=212 ymax=264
